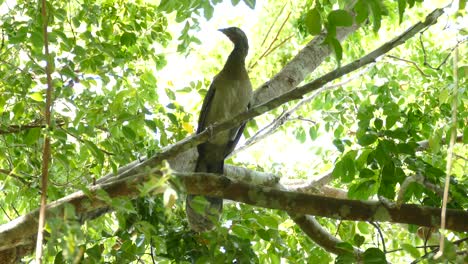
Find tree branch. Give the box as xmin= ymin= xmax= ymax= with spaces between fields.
xmin=2 ymin=169 xmax=467 ymax=254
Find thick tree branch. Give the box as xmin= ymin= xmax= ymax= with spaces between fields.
xmin=292 ymin=215 xmax=362 ymax=256
xmin=2 ymin=170 xmax=467 ymax=254
xmin=182 ymin=173 xmax=468 ymax=233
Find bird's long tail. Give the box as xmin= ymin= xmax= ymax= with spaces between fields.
xmin=185 ymin=160 xmax=223 ymax=232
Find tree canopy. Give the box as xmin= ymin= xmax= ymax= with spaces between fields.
xmin=0 ymin=0 xmax=467 ymax=263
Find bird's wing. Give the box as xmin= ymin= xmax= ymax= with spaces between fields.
xmin=223 ymin=102 xmax=250 ymax=158
xmin=196 ymin=77 xmax=217 ymax=134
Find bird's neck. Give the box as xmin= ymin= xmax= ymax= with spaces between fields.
xmin=223 ymin=44 xmax=248 ymax=73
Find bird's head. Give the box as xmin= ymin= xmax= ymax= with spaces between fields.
xmin=218 ymin=27 xmax=248 ymax=51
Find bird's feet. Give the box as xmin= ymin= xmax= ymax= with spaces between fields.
xmin=207 ymin=124 xmax=215 ymax=138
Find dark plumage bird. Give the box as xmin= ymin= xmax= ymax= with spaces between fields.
xmin=186 ymin=27 xmax=252 ymax=232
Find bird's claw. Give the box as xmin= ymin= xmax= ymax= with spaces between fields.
xmin=207 ymin=125 xmax=214 ymax=138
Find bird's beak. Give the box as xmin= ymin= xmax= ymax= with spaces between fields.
xmin=218 ymin=28 xmax=227 ymax=33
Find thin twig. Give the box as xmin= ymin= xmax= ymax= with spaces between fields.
xmin=369 ymin=221 xmax=387 ymax=253
xmin=60 ymin=127 xmax=115 ymax=156
xmin=386 ymin=54 xmax=429 ymax=77
xmin=292 ymin=117 xmax=316 ymax=124
xmin=0 ymin=204 xmax=12 ymax=221
xmin=259 ymin=3 xmax=287 ymax=47
xmin=0 ymin=169 xmax=30 ymax=185
xmin=249 ymin=11 xmax=292 ymax=69
xmin=434 ymin=38 xmax=459 ymax=260
xmin=266 ymin=11 xmax=291 ymax=55
xmin=263 ymin=34 xmax=293 ymax=59
xmin=420 ymin=34 xmax=467 ymax=71
xmin=35 ymin=0 xmax=54 ymax=262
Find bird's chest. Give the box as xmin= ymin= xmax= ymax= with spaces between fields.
xmin=206 ymin=80 xmax=251 ymax=124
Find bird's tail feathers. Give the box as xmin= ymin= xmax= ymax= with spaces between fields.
xmin=187 ymin=159 xmax=224 ymax=232
xmin=186 ymin=195 xmax=222 ymax=232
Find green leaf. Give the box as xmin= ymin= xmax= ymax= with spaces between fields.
xmin=243 ymin=0 xmax=255 ymax=9
xmin=354 ymin=0 xmax=369 ymax=24
xmin=357 ymin=222 xmax=370 ymax=234
xmin=231 ymin=225 xmax=252 ymax=239
xmin=334 ymin=125 xmax=344 ymax=137
xmin=122 ymin=126 xmax=137 ymax=139
xmin=333 ymin=139 xmax=345 ymax=152
xmin=381 ymin=162 xmax=395 ymax=183
xmin=167 ymin=113 xmax=178 ymax=124
xmin=86 ymin=244 xmax=104 ymax=261
xmin=349 ymin=179 xmax=376 ymax=199
xmin=356 ymin=149 xmax=373 ymax=169
xmin=29 ymin=92 xmax=44 ymax=102
xmin=0 ymin=97 xmax=5 ymax=114
xmin=257 ymin=214 xmax=279 ymax=229
xmin=459 ymin=0 xmax=466 ymax=9
xmin=165 ymin=88 xmax=176 ymax=100
xmin=336 ymin=252 xmax=356 ymax=264
xmin=463 ymin=126 xmax=468 ymax=144
xmin=353 ymin=234 xmax=365 ymax=247
xmin=401 ymin=243 xmax=421 ymax=258
xmin=328 ymin=10 xmax=353 ymax=27
xmin=13 ymin=102 xmax=25 ymax=118
xmin=231 ymin=0 xmax=241 ymax=5
xmin=30 ymin=31 xmax=44 ymax=48
xmin=438 ymin=88 xmax=449 ymax=104
xmin=383 ymin=128 xmax=407 ymax=140
xmin=341 ymin=155 xmax=356 ymax=183
xmin=332 ymin=159 xmax=344 ymax=179
xmin=378 ymin=180 xmax=395 ymax=199
xmin=374 ymin=141 xmax=389 ymax=166
xmin=368 ymin=0 xmax=383 ymax=32
xmin=373 ymin=118 xmax=383 ymax=130
xmin=111 ymin=198 xmax=137 ymax=214
xmin=336 ymin=242 xmax=355 ymax=252
xmin=309 ymin=125 xmax=318 ymax=140
xmin=9 ymin=26 xmax=28 ymax=44
xmin=363 ymin=248 xmax=387 ymax=263
xmin=203 ymin=2 xmax=214 ymax=20
xmin=120 ymin=32 xmax=137 ymax=46
xmin=119 ymin=240 xmax=138 ymax=261
xmin=257 ymin=229 xmax=271 ymax=241
xmin=330 ymin=37 xmax=343 ymax=62
xmin=383 ymin=103 xmax=400 ymax=129
xmin=397 ymin=0 xmax=406 ymax=24
xmin=304 ymin=8 xmax=322 ymax=35
xmin=357 ymin=104 xmax=374 ymax=122
xmin=54 ymin=251 xmax=64 ymax=264
xmin=359 ymin=168 xmax=375 ymax=178
xmin=25 ymin=127 xmax=42 ymax=145
xmin=294 ymin=127 xmax=306 ymax=143
xmin=396 ymin=143 xmax=415 ymax=155
xmin=84 ymin=140 xmax=104 ymax=164
xmin=358 ymin=132 xmax=378 ymax=146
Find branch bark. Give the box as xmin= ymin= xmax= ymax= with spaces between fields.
xmin=1 ymin=170 xmax=467 ymax=254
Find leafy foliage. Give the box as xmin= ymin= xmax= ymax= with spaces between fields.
xmin=0 ymin=0 xmax=467 ymax=263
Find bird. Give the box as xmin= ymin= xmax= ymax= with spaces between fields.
xmin=186 ymin=27 xmax=252 ymax=232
